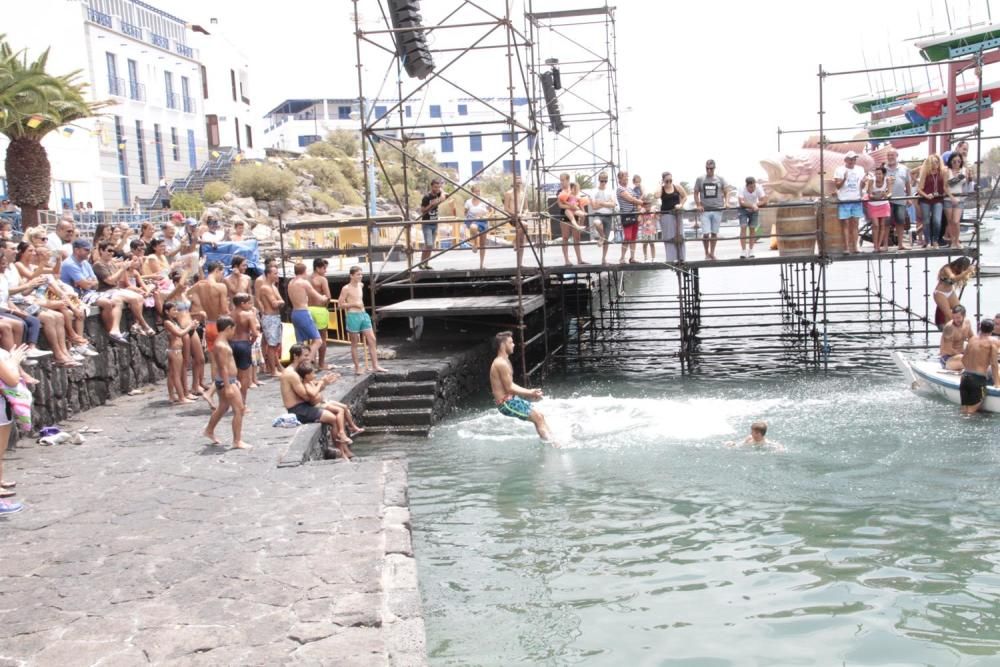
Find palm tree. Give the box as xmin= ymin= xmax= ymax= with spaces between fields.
xmin=0 ymin=36 xmax=110 ymax=227
xmin=574 ymin=173 xmax=594 ymax=190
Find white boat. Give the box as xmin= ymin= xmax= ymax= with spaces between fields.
xmin=893 ymin=351 xmax=1000 ymax=412
xmin=960 ymin=222 xmax=994 ymax=243
xmin=980 ymin=264 xmax=1000 ymax=277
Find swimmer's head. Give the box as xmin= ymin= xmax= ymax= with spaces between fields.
xmin=751 ymin=420 xmax=767 ymax=439
xmin=981 ymin=319 xmax=995 ymax=335
xmin=494 ymin=330 xmax=514 ymax=353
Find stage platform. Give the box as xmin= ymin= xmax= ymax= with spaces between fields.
xmin=377 ymin=294 xmax=546 ymax=319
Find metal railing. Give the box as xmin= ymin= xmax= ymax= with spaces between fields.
xmin=165 ymin=93 xmax=179 ymax=110
xmin=86 ymin=7 xmax=112 ymax=28
xmin=176 ymin=43 xmax=194 ymax=58
xmin=108 ymin=76 xmax=125 ymax=97
xmin=120 ymin=19 xmax=143 ymax=39
xmin=128 ymin=81 xmax=145 ymax=102
xmin=150 ymin=33 xmax=169 ymax=49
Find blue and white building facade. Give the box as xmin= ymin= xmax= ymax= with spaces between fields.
xmin=262 ymin=96 xmax=534 ymax=185
xmin=0 ymin=0 xmax=260 ymax=212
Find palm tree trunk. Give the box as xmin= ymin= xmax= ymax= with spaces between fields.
xmin=5 ymin=137 xmax=50 ymax=229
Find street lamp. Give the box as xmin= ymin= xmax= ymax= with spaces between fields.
xmin=350 ymin=104 xmax=377 ymax=216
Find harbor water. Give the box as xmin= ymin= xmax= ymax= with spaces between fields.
xmin=407 ymin=237 xmax=1000 ymax=665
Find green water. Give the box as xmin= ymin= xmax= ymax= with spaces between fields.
xmin=408 ymin=375 xmax=1000 ymax=665
xmin=403 ymin=257 xmax=1000 ymax=665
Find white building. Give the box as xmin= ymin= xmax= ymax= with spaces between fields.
xmin=0 ymin=0 xmax=260 ymax=213
xmin=262 ymin=96 xmax=534 ymax=184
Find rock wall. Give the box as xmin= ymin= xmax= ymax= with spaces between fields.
xmin=29 ymin=310 xmax=167 ymax=430
xmin=432 ymin=342 xmax=493 ymax=423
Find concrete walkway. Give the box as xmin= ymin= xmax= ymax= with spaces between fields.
xmin=0 ymin=354 xmax=425 ymax=666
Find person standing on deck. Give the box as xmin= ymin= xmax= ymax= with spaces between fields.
xmin=223 ymin=256 xmax=251 ymax=307
xmin=737 ymin=176 xmax=767 ymax=259
xmin=504 ymin=175 xmax=529 ymax=268
xmin=257 ymin=264 xmax=284 ymax=377
xmin=885 ymin=149 xmax=911 ymax=251
xmin=308 ymin=258 xmax=333 ymax=370
xmin=833 ymin=151 xmax=865 ymax=254
xmin=694 ymin=159 xmax=731 ymax=261
xmin=616 ymin=171 xmax=644 ymax=264
xmin=203 ymin=316 xmax=250 ymax=449
xmin=490 ymin=330 xmax=553 ymax=443
xmin=959 ymin=319 xmax=999 ymax=416
xmin=419 ymin=178 xmax=445 ymax=270
xmin=288 ymin=263 xmax=326 ymax=362
xmin=591 ymin=171 xmax=617 ymax=264
xmin=464 ymin=185 xmax=491 ymax=271
xmin=659 ymin=172 xmax=687 ymax=263
xmin=556 ymin=173 xmax=586 ymax=266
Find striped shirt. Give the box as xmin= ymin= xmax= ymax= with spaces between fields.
xmin=616 ymin=185 xmax=637 ymax=214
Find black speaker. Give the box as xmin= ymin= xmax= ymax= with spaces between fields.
xmin=388 ymin=0 xmax=435 ymax=79
xmin=540 ymin=71 xmax=566 ymax=133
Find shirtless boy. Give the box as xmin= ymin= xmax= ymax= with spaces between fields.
xmin=285 ymin=343 xmax=364 ymax=435
xmin=280 ymin=355 xmax=354 ymax=459
xmin=726 ymin=420 xmax=786 ymax=452
xmin=288 ymin=263 xmax=326 ymax=361
xmin=257 ymin=264 xmax=284 ymax=376
xmin=203 ymin=316 xmax=250 ymax=449
xmin=337 ymin=265 xmax=387 ymax=375
xmin=190 ymin=261 xmax=229 ymax=407
xmin=224 ymin=256 xmax=251 ymax=306
xmin=231 ymin=293 xmax=258 ymax=407
xmin=504 ymin=175 xmax=528 ymax=266
xmin=959 ymin=319 xmax=1000 ymax=416
xmin=308 ymin=258 xmax=333 ymax=370
xmin=489 ymin=330 xmax=553 ymax=442
xmin=939 ymin=304 xmax=973 ymax=370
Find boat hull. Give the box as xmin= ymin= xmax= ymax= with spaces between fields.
xmin=893 ymin=352 xmax=1000 ymax=412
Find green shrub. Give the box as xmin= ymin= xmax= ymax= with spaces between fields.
xmin=231 ymin=163 xmax=296 ymax=202
xmin=310 ymin=190 xmax=342 ymax=211
xmin=292 ymin=157 xmax=362 ymax=205
xmin=202 ymin=180 xmax=230 ymax=203
xmin=325 ymin=129 xmax=359 ymax=157
xmin=169 ymin=192 xmax=204 ymax=217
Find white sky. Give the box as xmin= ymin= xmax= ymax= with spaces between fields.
xmin=167 ymin=0 xmax=1000 ymax=185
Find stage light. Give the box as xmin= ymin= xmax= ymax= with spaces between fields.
xmin=388 ymin=0 xmax=435 ymax=79
xmin=540 ymin=71 xmax=566 ymax=133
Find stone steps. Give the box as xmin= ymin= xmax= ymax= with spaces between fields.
xmin=368 ymin=380 xmax=437 ymax=397
xmin=363 ymin=408 xmax=433 ymax=427
xmin=359 ymin=425 xmax=431 ymax=438
xmin=365 ymin=395 xmax=434 ymax=411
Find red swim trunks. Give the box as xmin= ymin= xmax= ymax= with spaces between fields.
xmin=204 ymin=321 xmax=218 ymax=351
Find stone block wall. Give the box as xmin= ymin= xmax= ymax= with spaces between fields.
xmin=432 ymin=342 xmax=493 ymax=423
xmin=29 ymin=311 xmax=167 ymax=430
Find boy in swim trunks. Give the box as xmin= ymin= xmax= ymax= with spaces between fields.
xmin=231 ymin=293 xmax=258 ymax=408
xmin=308 ymin=258 xmax=333 ymax=370
xmin=203 ymin=316 xmax=250 ymax=450
xmin=489 ymin=330 xmax=553 ymax=443
xmin=287 ymin=263 xmax=325 ymax=361
xmin=338 ymin=265 xmax=387 ymax=375
xmin=257 ymin=264 xmax=284 ymax=376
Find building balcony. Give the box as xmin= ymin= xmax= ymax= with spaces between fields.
xmin=165 ymin=93 xmax=179 ymax=110
xmin=175 ymin=42 xmax=193 ymax=59
xmin=128 ymin=81 xmax=145 ymax=102
xmin=86 ymin=7 xmax=113 ymax=29
xmin=108 ymin=76 xmax=125 ymax=98
xmin=119 ymin=19 xmax=142 ymax=40
xmin=150 ymin=33 xmax=169 ymax=49
xmin=182 ymin=96 xmax=195 ymax=113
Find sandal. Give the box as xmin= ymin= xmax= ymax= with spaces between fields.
xmin=1 ymin=481 xmax=16 ymax=490
xmin=0 ymin=489 xmax=14 ymax=499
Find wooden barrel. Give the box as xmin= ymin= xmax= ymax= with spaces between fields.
xmin=776 ymin=203 xmax=817 ymax=257
xmin=819 ymin=202 xmax=847 ymax=256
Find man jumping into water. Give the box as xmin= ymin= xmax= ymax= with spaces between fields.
xmin=489 ymin=331 xmax=553 ymax=442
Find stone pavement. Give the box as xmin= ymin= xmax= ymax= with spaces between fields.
xmin=0 ymin=353 xmax=426 ymax=666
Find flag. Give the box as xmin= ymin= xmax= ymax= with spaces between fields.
xmin=26 ymin=115 xmax=44 ymax=128
xmin=211 ymin=150 xmax=220 ymax=158
xmin=61 ymin=127 xmax=75 ymax=137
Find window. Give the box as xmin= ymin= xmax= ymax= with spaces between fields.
xmin=230 ymin=69 xmax=237 ymax=102
xmin=164 ymin=71 xmax=176 ymax=109
xmin=338 ymin=106 xmax=351 ymax=120
xmin=187 ymin=129 xmax=197 ymax=169
xmin=114 ymin=116 xmax=129 ymax=205
xmin=200 ymin=65 xmax=208 ymax=99
xmin=430 ymin=104 xmax=441 ymax=118
xmin=153 ymin=124 xmax=164 ymax=181
xmin=181 ymin=76 xmax=192 ymax=112
xmin=170 ymin=127 xmax=179 ymax=161
xmin=245 ymin=124 xmax=253 ymax=149
xmin=440 ymin=132 xmax=453 ymax=153
xmin=106 ymin=52 xmax=121 ymax=96
xmin=441 ymin=162 xmax=459 ymax=173
xmin=471 ymin=160 xmax=484 ymax=175
xmin=127 ymin=59 xmax=141 ymax=101
xmin=457 ymin=104 xmax=468 ymax=116
xmin=469 ymin=132 xmax=482 ymax=152
xmin=503 ymin=159 xmax=521 ymax=174
xmin=405 ymin=105 xmax=412 ymax=118
xmin=135 ymin=120 xmax=147 ymax=184
xmin=374 ymin=105 xmax=387 ymax=119
xmin=298 ymin=135 xmax=321 ymax=147
xmin=502 ymin=131 xmax=518 ymax=144
xmin=234 ymin=117 xmax=241 ymax=151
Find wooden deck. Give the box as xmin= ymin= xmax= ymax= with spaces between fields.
xmin=376 ymin=294 xmax=546 ymax=318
